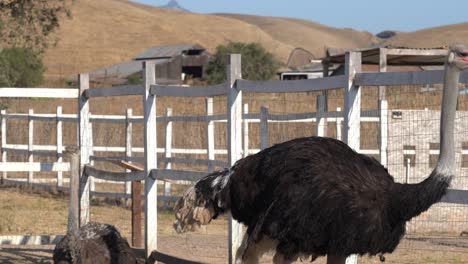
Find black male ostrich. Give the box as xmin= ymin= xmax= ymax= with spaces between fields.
xmin=174 ymin=44 xmax=468 ymax=264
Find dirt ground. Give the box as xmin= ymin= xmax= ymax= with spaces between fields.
xmin=2 ymin=186 xmax=468 ymax=263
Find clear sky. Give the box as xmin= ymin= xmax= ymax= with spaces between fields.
xmin=132 ymin=0 xmax=467 ymax=34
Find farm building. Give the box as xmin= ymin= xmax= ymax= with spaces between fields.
xmin=86 ymin=44 xmax=210 ymax=85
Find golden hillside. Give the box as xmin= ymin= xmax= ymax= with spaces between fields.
xmin=216 ymin=14 xmax=376 ymax=58
xmin=383 ymin=22 xmax=468 ymax=48
xmin=43 ymin=0 xmax=376 ymax=82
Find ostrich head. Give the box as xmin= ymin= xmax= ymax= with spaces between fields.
xmin=447 ymin=44 xmax=468 ymax=70
xmin=173 ymin=169 xmax=231 ymax=233
xmin=173 ymin=185 xmax=217 ymax=233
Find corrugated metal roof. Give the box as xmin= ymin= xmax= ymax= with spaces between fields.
xmin=323 ymin=46 xmax=449 ymax=66
xmin=133 ymin=44 xmax=205 ymax=60
xmin=90 ymin=59 xmax=170 ymax=77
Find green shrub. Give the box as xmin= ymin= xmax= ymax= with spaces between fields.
xmin=0 ymin=48 xmax=45 ymax=87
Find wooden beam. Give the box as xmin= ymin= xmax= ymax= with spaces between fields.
xmin=379 ymin=48 xmax=387 ymax=100
xmin=237 ymin=75 xmax=345 ymax=93
xmin=67 ymin=147 xmax=80 ymax=233
xmin=83 ymin=165 xmax=146 ymax=182
xmin=78 ymin=73 xmax=91 ymax=226
xmin=151 ymin=83 xmax=228 ymax=97
xmin=143 ymin=61 xmax=158 ymax=258
xmin=260 ymin=106 xmax=269 ymax=150
xmin=0 ymin=88 xmax=78 ymax=98
xmin=227 ymin=54 xmax=243 ymax=264
xmin=83 ymin=85 xmax=144 ymax=98
xmin=385 ymin=48 xmax=447 ymax=56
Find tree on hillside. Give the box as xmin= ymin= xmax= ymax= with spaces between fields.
xmin=205 ymin=42 xmax=282 ymax=84
xmin=0 ymin=0 xmax=73 ymax=52
xmin=0 ymin=48 xmax=45 ymax=87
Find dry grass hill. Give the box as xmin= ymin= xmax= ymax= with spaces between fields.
xmin=42 ymin=0 xmax=377 ymax=83
xmin=41 ymin=0 xmax=468 ymax=84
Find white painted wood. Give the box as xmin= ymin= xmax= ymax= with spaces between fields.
xmin=206 ymin=98 xmax=215 ymax=171
xmin=227 ymin=54 xmax=243 ymax=264
xmin=379 ymin=48 xmax=387 ymax=100
xmin=343 ymin=51 xmax=362 ymax=151
xmin=164 ymin=108 xmax=173 ymax=196
xmin=0 ymin=162 xmax=70 ymax=172
xmin=406 ymin=158 xmax=411 ymax=183
xmin=125 ymin=109 xmax=133 ymax=206
xmin=0 ymin=235 xmax=64 ymax=245
xmin=316 ymin=95 xmax=326 ymax=137
xmin=157 ymin=114 xmax=226 ymax=123
xmin=260 ymin=106 xmax=269 ymax=150
xmin=336 ymin=107 xmax=342 ymax=141
xmin=88 ymin=123 xmax=95 ymax=194
xmin=243 ymin=104 xmax=249 ymax=158
xmin=78 ymin=73 xmax=91 ymax=226
xmin=0 ymin=88 xmax=78 ymax=98
xmin=143 ymin=61 xmax=158 ymax=258
xmin=355 ymin=70 xmax=458 ymax=86
xmin=151 ymin=83 xmax=228 ymax=97
xmin=385 ymin=48 xmax=448 ymax=56
xmin=56 ymin=107 xmax=63 ymax=187
xmin=379 ymin=100 xmax=388 ymax=167
xmin=83 ymin=84 xmax=144 ymax=98
xmin=28 ymin=109 xmax=34 ymax=184
xmin=1 ymin=110 xmax=7 ymax=181
xmin=343 ymin=51 xmax=361 ymax=264
xmin=237 ymin=75 xmax=346 ymax=93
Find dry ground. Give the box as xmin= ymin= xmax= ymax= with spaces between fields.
xmin=1 ymin=186 xmax=468 ymax=263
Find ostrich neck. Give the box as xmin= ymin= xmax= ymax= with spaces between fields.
xmin=436 ymin=63 xmax=460 ymax=176
xmin=394 ymin=62 xmax=459 ymax=222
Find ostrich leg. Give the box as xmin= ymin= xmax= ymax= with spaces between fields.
xmin=327 ymin=255 xmax=347 ymax=264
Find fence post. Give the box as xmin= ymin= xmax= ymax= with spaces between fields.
xmin=125 ymin=109 xmax=133 ymax=206
xmin=227 ymin=53 xmax=243 ymax=264
xmin=260 ymin=106 xmax=269 ymax=150
xmin=78 ymin=73 xmax=90 ymax=226
xmin=1 ymin=109 xmax=7 ymax=182
xmin=67 ymin=147 xmax=80 ymax=233
xmin=88 ymin=122 xmax=95 ymax=196
xmin=379 ymin=100 xmax=388 ymax=167
xmin=56 ymin=106 xmax=63 ymax=188
xmin=143 ymin=60 xmax=158 ymax=258
xmin=343 ymin=51 xmax=362 ymax=151
xmin=206 ymin=98 xmax=215 ymax=171
xmin=164 ymin=108 xmax=172 ymax=196
xmin=336 ymin=107 xmax=342 ymax=141
xmin=28 ymin=109 xmax=34 ymax=185
xmin=343 ymin=51 xmax=362 ymax=264
xmin=243 ymin=104 xmax=249 ymax=158
xmin=316 ymin=95 xmax=326 ymax=137
xmin=405 ymin=158 xmax=411 ymax=184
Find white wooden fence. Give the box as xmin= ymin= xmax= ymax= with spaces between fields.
xmin=1 ymin=52 xmax=468 ymax=263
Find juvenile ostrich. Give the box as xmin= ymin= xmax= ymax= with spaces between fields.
xmin=174 ymin=44 xmax=468 ymax=264
xmin=53 ymin=148 xmax=137 ymax=264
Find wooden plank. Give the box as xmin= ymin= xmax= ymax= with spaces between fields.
xmin=28 ymin=109 xmax=34 ymax=185
xmin=243 ymin=104 xmax=249 ymax=158
xmin=67 ymin=148 xmax=80 ymax=233
xmin=237 ymin=75 xmax=345 ymax=93
xmin=343 ymin=51 xmax=362 ymax=151
xmin=151 ymin=169 xmax=207 ymax=182
xmin=206 ymin=98 xmax=215 ymax=172
xmin=159 ymin=157 xmax=228 ymax=168
xmin=379 ymin=48 xmax=387 ymax=100
xmin=260 ymin=106 xmax=269 ymax=150
xmin=385 ymin=48 xmax=448 ymax=56
xmin=0 ymin=88 xmax=78 ymax=98
xmin=125 ymin=109 xmax=133 ymax=206
xmin=78 ymin=73 xmax=91 ymax=226
xmin=441 ymin=189 xmax=468 ymax=205
xmin=316 ymin=95 xmax=326 ymax=137
xmin=83 ymin=165 xmax=146 ymax=182
xmin=83 ymin=85 xmax=144 ymax=98
xmin=0 ymin=162 xmax=70 ymax=172
xmin=132 ymin=180 xmax=143 ymax=248
xmin=356 ymin=70 xmax=444 ymax=86
xmin=164 ymin=108 xmax=173 ymax=196
xmin=143 ymin=61 xmax=158 ymax=258
xmin=56 ymin=107 xmax=63 ymax=187
xmin=150 ymin=83 xmax=228 ymax=97
xmin=227 ymin=54 xmax=243 ymax=264
xmin=157 ymin=114 xmax=226 ymax=123
xmin=1 ymin=110 xmax=7 ymax=182
xmin=379 ymin=100 xmax=388 ymax=167
xmin=336 ymin=107 xmax=342 ymax=141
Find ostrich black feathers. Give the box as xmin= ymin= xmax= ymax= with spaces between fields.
xmin=175 ymin=137 xmax=451 ymax=259
xmin=53 ymin=222 xmax=137 ymax=264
